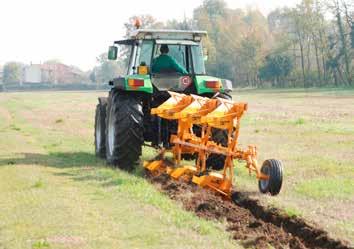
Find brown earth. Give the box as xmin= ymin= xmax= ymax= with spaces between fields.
xmin=146 ymin=173 xmax=352 ymax=249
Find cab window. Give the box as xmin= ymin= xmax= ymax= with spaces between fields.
xmin=153 ymin=44 xmax=189 ymax=72
xmin=118 ymin=44 xmax=133 ymax=75
xmin=138 ymin=40 xmax=153 ymax=66
xmin=191 ymin=45 xmax=206 ymax=75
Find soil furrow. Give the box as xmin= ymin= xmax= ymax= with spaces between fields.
xmin=147 ymin=173 xmax=352 ymax=249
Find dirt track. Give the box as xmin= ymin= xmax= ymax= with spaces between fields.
xmin=147 ymin=173 xmax=352 ymax=249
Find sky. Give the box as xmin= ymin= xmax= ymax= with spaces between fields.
xmin=0 ymin=0 xmax=300 ymax=71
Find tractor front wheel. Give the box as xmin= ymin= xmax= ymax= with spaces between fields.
xmin=258 ymin=159 xmax=283 ymax=195
xmin=106 ymin=91 xmax=144 ymax=171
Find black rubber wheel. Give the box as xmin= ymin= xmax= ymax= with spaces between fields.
xmin=258 ymin=159 xmax=283 ymax=196
xmin=204 ymin=93 xmax=232 ymax=170
xmin=181 ymin=153 xmax=196 ymax=161
xmin=94 ymin=101 xmax=107 ymax=158
xmin=215 ymin=92 xmax=232 ymax=100
xmin=206 ymin=128 xmax=228 ymax=170
xmin=192 ymin=126 xmax=228 ymax=170
xmin=105 ymin=91 xmax=144 ymax=171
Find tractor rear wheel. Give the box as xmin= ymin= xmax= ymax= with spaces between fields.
xmin=94 ymin=101 xmax=107 ymax=158
xmin=258 ymin=159 xmax=283 ymax=195
xmin=191 ymin=126 xmax=227 ymax=170
xmin=205 ymin=93 xmax=232 ymax=170
xmin=106 ymin=91 xmax=144 ymax=171
xmin=206 ymin=129 xmax=228 ymax=170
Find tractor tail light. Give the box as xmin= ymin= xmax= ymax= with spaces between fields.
xmin=128 ymin=79 xmax=144 ymax=87
xmin=205 ymin=81 xmax=221 ymax=89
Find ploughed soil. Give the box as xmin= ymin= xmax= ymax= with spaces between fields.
xmin=146 ymin=173 xmax=352 ymax=249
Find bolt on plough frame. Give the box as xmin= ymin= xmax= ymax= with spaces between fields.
xmin=144 ymin=92 xmax=283 ymax=198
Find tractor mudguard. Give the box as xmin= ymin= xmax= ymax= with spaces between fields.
xmin=194 ymin=75 xmax=233 ymax=95
xmin=110 ymin=74 xmax=153 ymax=94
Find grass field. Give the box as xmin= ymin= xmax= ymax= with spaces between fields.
xmin=234 ymin=89 xmax=354 ymax=244
xmin=0 ymin=89 xmax=353 ymax=248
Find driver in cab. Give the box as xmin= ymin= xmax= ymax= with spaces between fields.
xmin=151 ymin=44 xmax=188 ymax=74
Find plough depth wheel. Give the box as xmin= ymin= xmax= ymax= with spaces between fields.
xmin=258 ymin=159 xmax=283 ymax=196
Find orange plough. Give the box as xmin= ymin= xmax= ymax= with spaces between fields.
xmin=144 ymin=91 xmax=283 ymax=197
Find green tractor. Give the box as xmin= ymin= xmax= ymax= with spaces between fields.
xmin=94 ymin=28 xmax=233 ymax=170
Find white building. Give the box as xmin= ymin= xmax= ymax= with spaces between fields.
xmin=23 ymin=64 xmax=42 ymax=83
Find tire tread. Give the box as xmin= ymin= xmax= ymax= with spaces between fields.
xmin=106 ymin=91 xmax=144 ymax=171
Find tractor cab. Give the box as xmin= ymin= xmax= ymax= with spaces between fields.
xmin=108 ymin=29 xmax=232 ymax=96
xmin=95 ymin=28 xmax=234 ymax=173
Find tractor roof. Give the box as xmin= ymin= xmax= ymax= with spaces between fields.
xmin=127 ymin=29 xmax=207 ymax=41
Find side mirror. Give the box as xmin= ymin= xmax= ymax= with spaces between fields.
xmin=108 ymin=46 xmax=118 ymax=60
xmin=203 ymin=47 xmax=208 ymax=61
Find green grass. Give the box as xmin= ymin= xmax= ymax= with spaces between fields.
xmin=32 ymin=178 xmax=45 ymax=188
xmin=0 ymin=89 xmax=353 ymax=247
xmin=283 ymin=206 xmax=303 ymax=218
xmin=0 ymin=92 xmax=238 ymax=249
xmin=32 ymin=240 xmax=50 ymax=249
xmin=294 ymin=117 xmax=305 ymax=125
xmin=295 ymin=178 xmax=354 ymax=200
xmin=232 ymin=89 xmax=354 ymax=243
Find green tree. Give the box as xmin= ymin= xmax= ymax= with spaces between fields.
xmin=165 ymin=17 xmax=195 ymax=30
xmin=124 ymin=15 xmax=164 ymax=37
xmin=351 ymin=24 xmax=354 ymax=49
xmin=333 ymin=0 xmax=352 ymax=85
xmin=259 ymin=54 xmax=293 ymax=87
xmin=89 ymin=70 xmax=96 ymax=83
xmin=194 ymin=1 xmax=272 ymax=87
xmin=237 ymin=9 xmax=270 ymax=87
xmin=3 ymin=62 xmax=23 ymax=84
xmin=95 ymin=53 xmax=123 ymax=84
xmin=238 ymin=35 xmax=262 ymax=87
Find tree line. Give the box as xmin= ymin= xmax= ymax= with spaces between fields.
xmin=108 ymin=0 xmax=352 ymax=88
xmin=195 ymin=0 xmax=354 ymax=87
